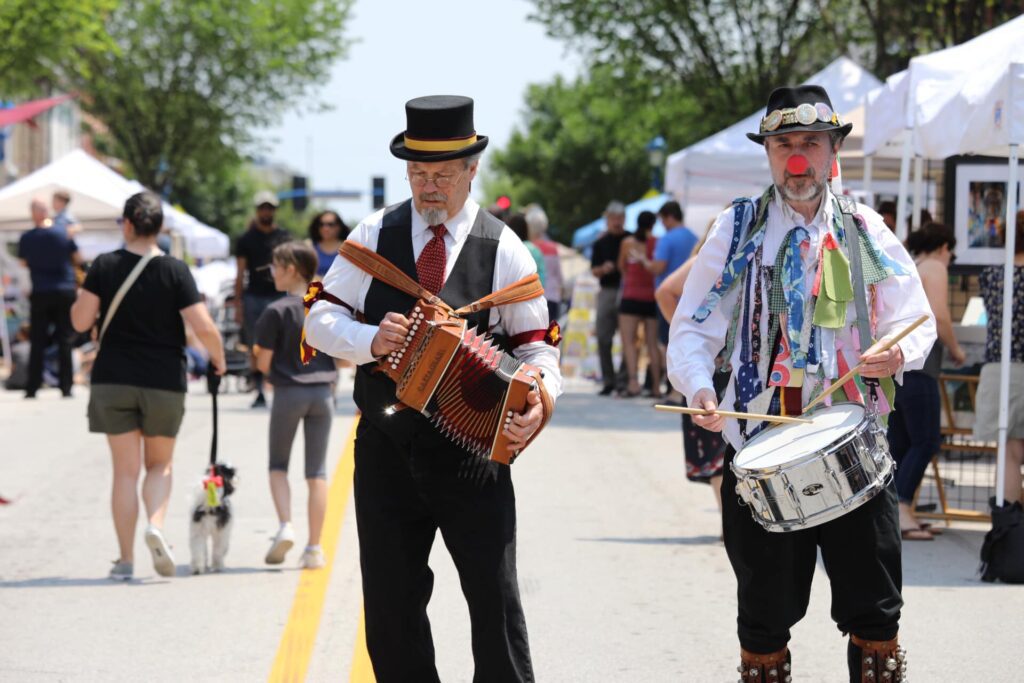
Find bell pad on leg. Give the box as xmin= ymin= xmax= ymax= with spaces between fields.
xmin=849 ymin=635 xmax=907 ymax=682
xmin=738 ymin=647 xmax=791 ymax=682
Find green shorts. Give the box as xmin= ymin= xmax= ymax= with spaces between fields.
xmin=88 ymin=384 xmax=186 ymax=437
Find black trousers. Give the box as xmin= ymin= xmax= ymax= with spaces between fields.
xmin=721 ymin=447 xmax=903 ymax=654
xmin=352 ymin=418 xmax=533 ymax=683
xmin=27 ymin=290 xmax=76 ymax=395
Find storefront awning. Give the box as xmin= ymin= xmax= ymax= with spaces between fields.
xmin=0 ymin=94 xmax=74 ymax=127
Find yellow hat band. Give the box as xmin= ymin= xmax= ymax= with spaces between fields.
xmin=403 ymin=134 xmax=478 ymax=152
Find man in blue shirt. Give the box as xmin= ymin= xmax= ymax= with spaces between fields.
xmin=650 ymin=201 xmax=696 ymax=332
xmin=649 ymin=201 xmax=697 ymax=400
xmin=17 ymin=196 xmax=82 ymax=398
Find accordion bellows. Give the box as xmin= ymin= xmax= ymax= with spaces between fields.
xmin=382 ymin=302 xmax=541 ymax=464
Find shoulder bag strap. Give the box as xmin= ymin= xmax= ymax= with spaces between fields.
xmin=99 ymin=250 xmax=158 ymax=342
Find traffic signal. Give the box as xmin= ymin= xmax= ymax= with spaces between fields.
xmin=291 ymin=175 xmax=308 ymax=213
xmin=496 ymin=195 xmax=511 ymax=210
xmin=372 ymin=176 xmax=386 ymax=209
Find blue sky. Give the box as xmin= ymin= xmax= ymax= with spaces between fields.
xmin=259 ymin=0 xmax=579 ymax=223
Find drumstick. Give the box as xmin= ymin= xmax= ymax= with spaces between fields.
xmin=654 ymin=404 xmax=812 ymax=425
xmin=803 ymin=314 xmax=931 ymax=413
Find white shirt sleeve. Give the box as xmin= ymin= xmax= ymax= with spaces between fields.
xmin=493 ymin=227 xmax=562 ymax=400
xmin=667 ymin=207 xmax=739 ymax=405
xmin=858 ymin=207 xmax=938 ymax=374
xmin=303 ymin=216 xmax=381 ymax=366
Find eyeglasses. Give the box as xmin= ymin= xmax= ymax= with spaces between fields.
xmin=319 ymin=219 xmax=340 ymax=227
xmin=406 ymin=170 xmax=465 ymax=189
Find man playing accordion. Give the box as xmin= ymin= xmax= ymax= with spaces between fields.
xmin=304 ymin=95 xmax=560 ymax=682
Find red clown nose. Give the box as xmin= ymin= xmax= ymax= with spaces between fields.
xmin=787 ymin=155 xmax=809 ymax=175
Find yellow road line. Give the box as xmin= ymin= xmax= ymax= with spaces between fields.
xmin=268 ymin=417 xmax=374 ymax=682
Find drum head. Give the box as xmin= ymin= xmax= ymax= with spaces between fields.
xmin=734 ymin=402 xmax=865 ymax=470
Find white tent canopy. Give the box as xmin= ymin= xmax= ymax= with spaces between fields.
xmin=862 ymin=70 xmax=910 ymax=158
xmin=664 ymin=57 xmax=883 ymax=207
xmin=0 ymin=149 xmax=229 ymax=259
xmin=891 ymin=19 xmax=1023 ymax=508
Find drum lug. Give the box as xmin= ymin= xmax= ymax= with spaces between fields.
xmin=780 ymin=473 xmax=806 ymax=525
xmin=822 ymin=465 xmax=847 ymax=505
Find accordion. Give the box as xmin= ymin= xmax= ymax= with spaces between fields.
xmin=301 ymin=239 xmax=554 ymax=465
xmin=381 ymin=301 xmax=546 ymax=465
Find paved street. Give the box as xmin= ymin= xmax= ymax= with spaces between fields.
xmin=1 ymin=379 xmax=1020 ymax=682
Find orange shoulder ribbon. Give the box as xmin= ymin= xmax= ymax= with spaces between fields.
xmin=300 ymin=281 xmax=354 ymax=364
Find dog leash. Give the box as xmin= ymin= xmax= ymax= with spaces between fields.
xmin=207 ymin=368 xmax=220 ymax=466
xmin=204 ymin=369 xmax=223 ymax=506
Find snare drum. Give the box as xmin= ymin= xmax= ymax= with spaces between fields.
xmin=731 ymin=402 xmax=893 ymax=533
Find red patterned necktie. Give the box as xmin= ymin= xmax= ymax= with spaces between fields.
xmin=416 ymin=224 xmax=447 ymax=294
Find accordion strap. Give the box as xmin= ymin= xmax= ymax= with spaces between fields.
xmin=452 ymin=274 xmax=544 ymax=315
xmin=340 ymin=240 xmax=452 ymax=311
xmin=340 ymin=240 xmax=545 ymax=316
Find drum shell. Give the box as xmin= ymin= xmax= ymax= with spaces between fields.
xmin=731 ymin=408 xmax=894 ymax=532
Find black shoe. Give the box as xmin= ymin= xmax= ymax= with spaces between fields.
xmin=251 ymin=393 xmax=267 ymax=408
xmin=62 ymin=390 xmax=73 ymax=398
xmin=24 ymin=391 xmax=37 ymax=400
xmin=598 ymin=386 xmax=615 ymax=396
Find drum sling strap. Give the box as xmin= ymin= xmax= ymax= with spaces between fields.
xmin=836 ymin=196 xmax=881 ymax=405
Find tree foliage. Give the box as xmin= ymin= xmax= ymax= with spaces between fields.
xmin=530 ymin=0 xmax=839 ymax=127
xmin=496 ymin=0 xmax=1023 ymax=241
xmin=484 ymin=65 xmax=717 ymax=243
xmin=0 ymin=0 xmax=117 ymax=98
xmin=832 ymin=0 xmax=1024 ymax=78
xmin=69 ymin=0 xmax=353 ymax=235
xmin=530 ymin=0 xmax=1024 ymax=127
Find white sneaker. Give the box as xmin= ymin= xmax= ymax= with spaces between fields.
xmin=265 ymin=523 xmax=295 ymax=565
xmin=144 ymin=526 xmax=176 ymax=577
xmin=109 ymin=560 xmax=133 ymax=581
xmin=299 ymin=547 xmax=325 ymax=570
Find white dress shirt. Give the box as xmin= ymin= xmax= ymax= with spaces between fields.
xmin=304 ymin=197 xmax=562 ymax=399
xmin=668 ymin=189 xmax=936 ymax=448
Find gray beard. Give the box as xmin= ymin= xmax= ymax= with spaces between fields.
xmin=776 ymin=164 xmax=829 ymax=203
xmin=418 ymin=207 xmax=449 ymax=226
xmin=778 ymin=179 xmax=825 ymax=203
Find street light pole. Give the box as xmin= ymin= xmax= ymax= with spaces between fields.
xmin=646 ymin=135 xmax=667 ymax=193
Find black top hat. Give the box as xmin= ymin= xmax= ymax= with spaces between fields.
xmin=390 ymin=95 xmax=489 ymax=162
xmin=747 ymin=85 xmax=853 ymax=144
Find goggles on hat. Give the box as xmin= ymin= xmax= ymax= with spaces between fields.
xmin=760 ymin=102 xmax=842 ymax=134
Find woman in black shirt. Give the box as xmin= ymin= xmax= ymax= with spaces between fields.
xmin=71 ymin=192 xmax=226 ymax=581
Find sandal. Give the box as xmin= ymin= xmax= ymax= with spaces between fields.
xmin=900 ymin=527 xmax=934 ymax=541
xmin=919 ymin=522 xmax=944 ymax=535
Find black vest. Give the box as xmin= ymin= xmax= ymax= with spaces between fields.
xmin=353 ymin=200 xmax=505 ymax=439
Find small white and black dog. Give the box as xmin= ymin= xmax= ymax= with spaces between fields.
xmin=188 ymin=463 xmax=237 ymax=574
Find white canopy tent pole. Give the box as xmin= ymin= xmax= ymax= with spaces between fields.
xmin=995 ymin=143 xmax=1018 ymax=507
xmin=911 ymin=156 xmax=924 ymax=229
xmin=895 ymin=132 xmax=912 ymax=243
xmin=862 ymin=155 xmax=874 ymax=206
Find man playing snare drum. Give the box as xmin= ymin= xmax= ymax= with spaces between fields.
xmin=668 ymin=85 xmax=936 ymax=683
